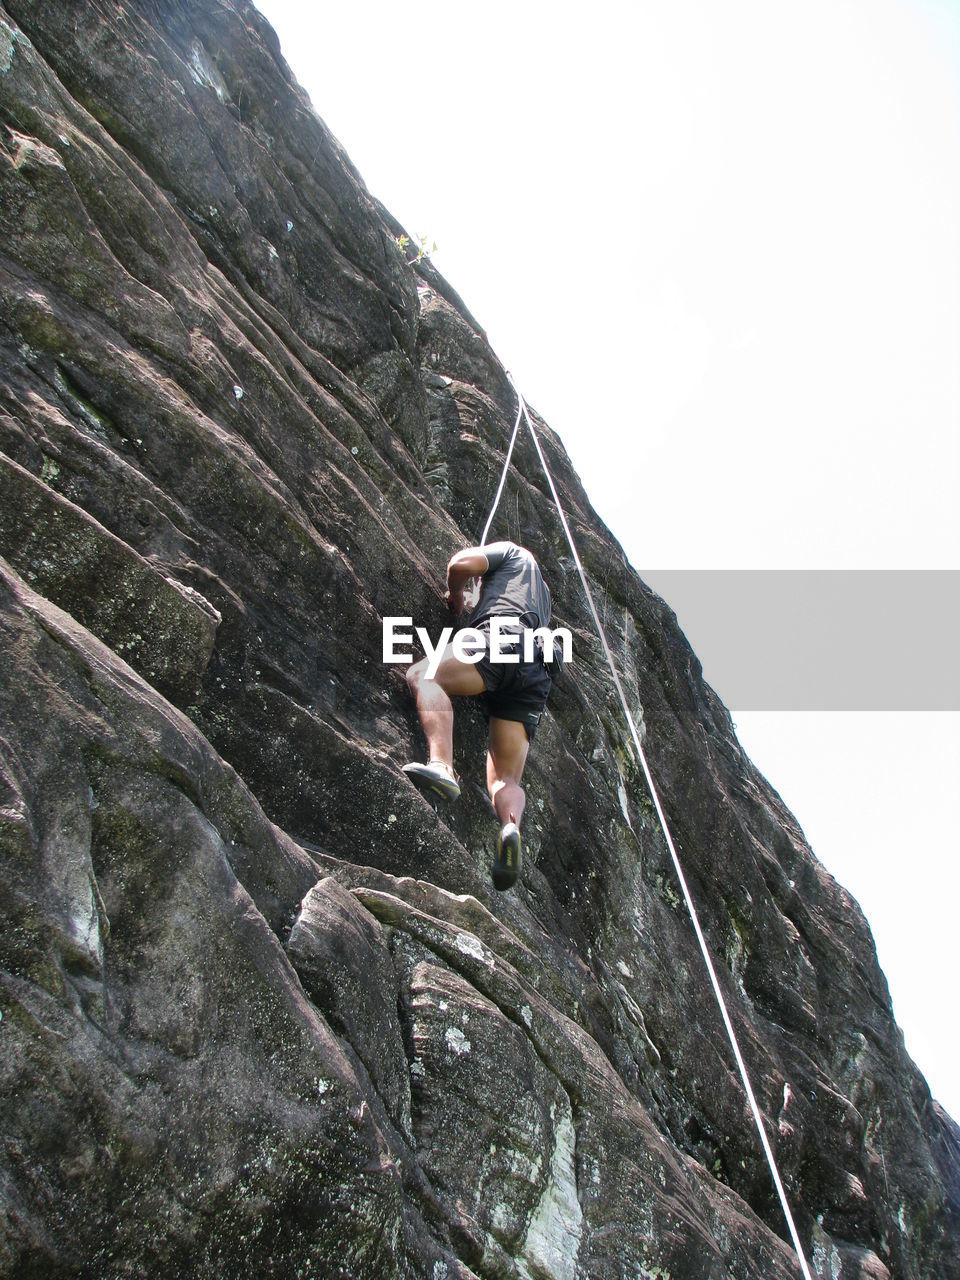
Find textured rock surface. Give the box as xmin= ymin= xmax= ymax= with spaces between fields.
xmin=0 ymin=3 xmax=957 ymax=1277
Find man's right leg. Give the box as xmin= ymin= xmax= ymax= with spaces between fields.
xmin=485 ymin=716 xmax=530 ymax=828
xmin=486 ymin=716 xmax=531 ymax=890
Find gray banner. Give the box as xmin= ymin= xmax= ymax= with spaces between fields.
xmin=638 ymin=570 xmax=960 ymax=710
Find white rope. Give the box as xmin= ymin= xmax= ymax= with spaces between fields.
xmin=499 ymin=376 xmax=814 ymax=1280
xmin=479 ymin=392 xmax=524 ymax=547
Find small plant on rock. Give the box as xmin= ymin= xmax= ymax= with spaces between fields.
xmin=397 ymin=231 xmax=437 ymax=266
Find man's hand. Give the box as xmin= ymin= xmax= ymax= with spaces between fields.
xmin=445 ymin=548 xmax=488 ymax=615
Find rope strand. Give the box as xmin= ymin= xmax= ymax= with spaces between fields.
xmin=484 ymin=376 xmax=813 ymax=1280
xmin=479 ymin=392 xmax=524 ymax=548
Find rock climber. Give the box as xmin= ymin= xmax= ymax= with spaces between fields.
xmin=403 ymin=541 xmax=559 ymax=891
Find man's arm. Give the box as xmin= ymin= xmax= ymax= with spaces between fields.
xmin=445 ymin=547 xmax=489 ymax=612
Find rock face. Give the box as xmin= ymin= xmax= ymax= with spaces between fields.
xmin=0 ymin=3 xmax=957 ymax=1277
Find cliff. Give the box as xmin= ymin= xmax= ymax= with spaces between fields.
xmin=0 ymin=3 xmax=957 ymax=1277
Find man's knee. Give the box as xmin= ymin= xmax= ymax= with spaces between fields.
xmin=406 ymin=658 xmax=428 ymax=693
xmin=490 ymin=775 xmax=523 ymax=799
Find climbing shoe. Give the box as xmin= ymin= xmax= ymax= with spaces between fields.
xmin=492 ymin=822 xmax=521 ymax=891
xmin=402 ymin=760 xmax=461 ymax=803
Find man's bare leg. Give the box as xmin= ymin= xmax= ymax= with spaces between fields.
xmin=486 ymin=717 xmax=530 ymax=827
xmin=406 ymin=648 xmax=485 ymax=770
xmin=486 ymin=716 xmax=529 ymax=889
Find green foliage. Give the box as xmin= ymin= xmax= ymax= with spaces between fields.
xmin=396 ymin=231 xmax=437 ymax=266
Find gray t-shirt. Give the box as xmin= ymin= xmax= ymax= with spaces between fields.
xmin=469 ymin=542 xmax=552 ymax=630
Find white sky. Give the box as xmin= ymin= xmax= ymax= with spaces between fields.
xmin=253 ymin=0 xmax=959 ymax=1118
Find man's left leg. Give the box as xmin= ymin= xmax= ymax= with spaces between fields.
xmin=404 ymin=646 xmax=486 ymax=800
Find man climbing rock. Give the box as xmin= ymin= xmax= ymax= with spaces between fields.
xmin=403 ymin=541 xmax=558 ymax=890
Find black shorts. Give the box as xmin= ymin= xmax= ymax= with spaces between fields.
xmin=471 ymin=619 xmax=553 ymax=742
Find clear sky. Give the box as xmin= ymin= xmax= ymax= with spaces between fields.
xmin=253 ymin=0 xmax=959 ymax=1119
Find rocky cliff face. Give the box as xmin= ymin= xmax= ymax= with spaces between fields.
xmin=0 ymin=3 xmax=957 ymax=1278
